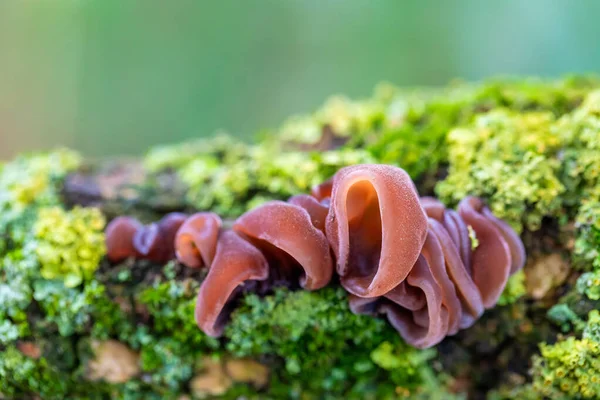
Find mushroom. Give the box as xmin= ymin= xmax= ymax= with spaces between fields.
xmin=457 ymin=196 xmax=525 ymax=307
xmin=347 ymin=184 xmax=524 ymax=348
xmin=105 ymin=213 xmax=187 ymax=264
xmin=105 ymin=216 xmax=143 ymax=262
xmin=105 ymin=164 xmax=526 ymax=350
xmin=175 ymin=212 xmax=222 ymax=268
xmin=195 ymin=230 xmax=269 ymax=337
xmin=326 ymin=164 xmax=428 ymax=297
xmin=287 ymin=194 xmax=329 ymax=233
xmin=233 ymin=201 xmax=333 ymax=290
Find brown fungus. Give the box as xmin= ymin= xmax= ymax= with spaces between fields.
xmin=287 ymin=194 xmax=329 ymax=233
xmin=175 ymin=212 xmax=222 ymax=268
xmin=326 ymin=164 xmax=428 ymax=297
xmin=105 ymin=163 xmax=526 ymax=349
xmin=348 ymin=185 xmax=524 ymax=348
xmin=105 ymin=213 xmax=187 ymax=264
xmin=310 ymin=178 xmax=333 ymax=202
xmin=195 ymin=230 xmax=269 ymax=337
xmin=105 ymin=216 xmax=143 ymax=262
xmin=193 ymin=200 xmax=334 ymax=338
xmin=233 ymin=201 xmax=333 ymax=290
xmin=457 ymin=196 xmax=525 ymax=307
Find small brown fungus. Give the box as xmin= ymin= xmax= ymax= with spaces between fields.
xmin=457 ymin=197 xmax=525 ymax=307
xmin=310 ymin=178 xmax=333 ymax=202
xmin=326 ymin=164 xmax=428 ymax=297
xmin=105 ymin=163 xmax=526 ymax=349
xmin=347 ymin=181 xmax=524 ymax=348
xmin=175 ymin=212 xmax=222 ymax=268
xmin=105 ymin=213 xmax=187 ymax=264
xmin=287 ymin=194 xmax=329 ymax=233
xmin=233 ymin=201 xmax=333 ymax=290
xmin=195 ymin=230 xmax=269 ymax=337
xmin=105 ymin=216 xmax=143 ymax=262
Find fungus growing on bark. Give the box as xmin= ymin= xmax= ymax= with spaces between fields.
xmin=174 ymin=212 xmax=222 ymax=268
xmin=179 ymin=200 xmax=334 ymax=337
xmin=325 ymin=164 xmax=428 ymax=297
xmin=233 ymin=201 xmax=333 ymax=290
xmin=105 ymin=217 xmax=143 ymax=262
xmin=344 ymin=179 xmax=525 ymax=348
xmin=195 ymin=230 xmax=270 ymax=337
xmin=104 ymin=163 xmax=525 ymax=349
xmin=105 ymin=213 xmax=187 ymax=263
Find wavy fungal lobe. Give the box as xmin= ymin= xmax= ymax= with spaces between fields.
xmin=104 ymin=164 xmax=525 ymax=349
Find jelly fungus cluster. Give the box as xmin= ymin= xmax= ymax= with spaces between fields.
xmin=106 ymin=164 xmax=525 ymax=348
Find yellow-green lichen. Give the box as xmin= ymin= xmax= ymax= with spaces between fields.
xmin=556 ymin=90 xmax=600 ymax=204
xmin=0 ymin=148 xmax=81 ymax=211
xmin=436 ymin=110 xmax=565 ymax=232
xmin=156 ymin=137 xmax=374 ymax=216
xmin=532 ymin=336 xmax=600 ymax=399
xmin=33 ymin=206 xmax=106 ymax=287
xmin=574 ymin=200 xmax=600 ymax=270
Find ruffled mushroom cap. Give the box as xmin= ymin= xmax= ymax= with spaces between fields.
xmin=310 ymin=178 xmax=333 ymax=202
xmin=420 ymin=226 xmax=462 ymax=336
xmin=348 ymin=194 xmax=525 ymax=348
xmin=349 ymin=219 xmax=487 ymax=348
xmin=133 ymin=213 xmax=187 ymax=263
xmin=287 ymin=194 xmax=329 ymax=233
xmin=105 ymin=216 xmax=143 ymax=262
xmin=349 ymin=255 xmax=449 ymax=349
xmin=326 ymin=164 xmax=428 ymax=297
xmin=175 ymin=212 xmax=222 ymax=268
xmin=195 ymin=231 xmax=269 ymax=337
xmin=458 ymin=197 xmax=525 ymax=308
xmin=426 ymin=219 xmax=483 ymax=329
xmin=422 ymin=197 xmax=472 ymax=271
xmin=105 ymin=213 xmax=187 ymax=264
xmin=233 ymin=201 xmax=333 ymax=290
xmin=383 ymin=255 xmax=450 ymax=349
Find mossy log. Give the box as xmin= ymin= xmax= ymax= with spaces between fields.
xmin=2 ymin=76 xmax=600 ymax=399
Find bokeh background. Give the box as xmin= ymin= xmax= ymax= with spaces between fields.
xmin=1 ymin=0 xmax=600 ymax=159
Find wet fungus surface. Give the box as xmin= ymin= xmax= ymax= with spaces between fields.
xmin=105 ymin=213 xmax=187 ymax=264
xmin=104 ymin=164 xmax=525 ymax=348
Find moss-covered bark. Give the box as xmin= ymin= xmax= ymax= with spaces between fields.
xmin=2 ymin=76 xmax=600 ymax=399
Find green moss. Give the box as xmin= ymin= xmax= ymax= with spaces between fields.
xmin=577 ymin=271 xmax=600 ymax=300
xmin=0 ymin=149 xmax=81 ymax=252
xmin=143 ymin=132 xmax=243 ymax=173
xmin=436 ymin=110 xmax=565 ymax=232
xmin=33 ymin=279 xmax=107 ymax=337
xmin=532 ymin=336 xmax=600 ymax=399
xmin=0 ymin=255 xmax=34 ymax=343
xmin=497 ymin=270 xmax=526 ymax=306
xmin=139 ymin=337 xmax=196 ymax=391
xmin=33 ymin=206 xmax=106 ymax=287
xmin=137 ymin=274 xmax=220 ymax=350
xmin=583 ymin=310 xmax=600 ymax=343
xmin=556 ymin=90 xmax=600 ymax=206
xmin=225 ymin=287 xmax=449 ymax=399
xmin=150 ymin=137 xmax=374 ymax=217
xmin=370 ymin=340 xmax=437 ymax=387
xmin=0 ymin=346 xmax=64 ymax=399
xmin=547 ymin=304 xmax=586 ymax=333
xmin=0 ymin=148 xmax=81 ymax=211
xmin=574 ymin=200 xmax=600 ymax=271
xmin=488 ymin=384 xmax=541 ymax=400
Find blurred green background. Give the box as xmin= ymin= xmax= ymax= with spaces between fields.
xmin=1 ymin=0 xmax=600 ymax=159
